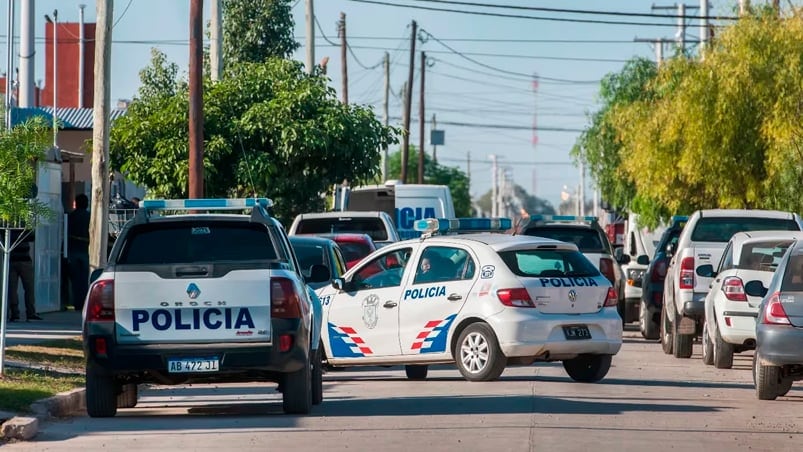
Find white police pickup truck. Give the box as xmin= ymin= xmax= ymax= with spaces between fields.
xmin=82 ymin=198 xmax=326 ymax=417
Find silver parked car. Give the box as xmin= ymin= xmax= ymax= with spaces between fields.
xmin=745 ymin=239 xmax=803 ymax=400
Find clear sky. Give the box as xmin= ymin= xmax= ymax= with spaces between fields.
xmin=1 ymin=0 xmax=740 ymax=209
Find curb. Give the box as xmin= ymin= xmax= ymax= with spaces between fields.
xmin=1 ymin=388 xmax=86 ymax=442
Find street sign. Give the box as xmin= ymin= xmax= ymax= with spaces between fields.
xmin=430 ymin=130 xmax=445 ymax=146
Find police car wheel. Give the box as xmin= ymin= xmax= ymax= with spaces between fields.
xmin=117 ymin=383 xmax=138 ymax=409
xmin=282 ymin=356 xmax=313 ymax=414
xmin=562 ymin=354 xmax=612 ymax=383
xmin=86 ymin=366 xmax=118 ymax=418
xmin=404 ymin=365 xmax=428 ymax=380
xmin=455 ymin=323 xmax=506 ymax=382
xmin=312 ymin=348 xmax=324 ymax=405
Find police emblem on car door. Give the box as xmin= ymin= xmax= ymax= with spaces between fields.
xmin=325 ymin=247 xmax=413 ymax=358
xmin=399 ymin=246 xmax=477 ymax=356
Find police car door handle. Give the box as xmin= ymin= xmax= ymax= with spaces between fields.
xmin=447 ymin=293 xmax=462 ymax=301
xmin=383 ymin=301 xmax=398 ymax=308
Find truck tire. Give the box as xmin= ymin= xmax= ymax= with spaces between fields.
xmin=713 ymin=323 xmax=734 ymax=369
xmin=660 ymin=306 xmax=673 ymax=355
xmin=701 ymin=324 xmax=714 ymax=365
xmin=754 ymin=353 xmax=781 ymax=401
xmin=672 ymin=312 xmax=693 ymax=359
xmin=640 ymin=300 xmax=659 ymax=340
xmin=454 ymin=323 xmax=506 ymax=382
xmin=778 ymin=378 xmax=793 ymax=397
xmin=117 ymin=383 xmax=138 ymax=409
xmin=86 ymin=366 xmax=118 ymax=418
xmin=563 ymin=354 xmax=613 ymax=383
xmin=282 ymin=358 xmax=312 ymax=414
xmin=405 ymin=365 xmax=428 ymax=380
xmin=312 ymin=347 xmax=323 ymax=406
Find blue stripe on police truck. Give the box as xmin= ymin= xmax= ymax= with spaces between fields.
xmin=131 ymin=307 xmax=256 ymax=331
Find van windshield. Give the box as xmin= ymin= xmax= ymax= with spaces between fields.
xmin=296 ymin=218 xmax=389 ymax=241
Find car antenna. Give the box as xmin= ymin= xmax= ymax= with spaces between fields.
xmin=512 ymin=215 xmax=526 ymax=236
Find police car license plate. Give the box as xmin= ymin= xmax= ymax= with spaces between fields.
xmin=562 ymin=325 xmax=591 ymax=340
xmin=167 ymin=357 xmax=220 ymax=373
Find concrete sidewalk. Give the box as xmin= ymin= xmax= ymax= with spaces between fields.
xmin=3 ymin=310 xmax=82 ymax=346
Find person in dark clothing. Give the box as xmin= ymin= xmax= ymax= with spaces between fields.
xmin=7 ymin=229 xmax=41 ymax=321
xmin=68 ymin=193 xmax=91 ymax=311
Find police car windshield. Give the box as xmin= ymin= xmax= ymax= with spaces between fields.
xmin=498 ymin=249 xmax=600 ymax=278
xmin=523 ymin=227 xmax=606 ymax=254
xmin=117 ymin=221 xmax=277 ymax=265
xmin=296 ymin=218 xmax=389 ymax=241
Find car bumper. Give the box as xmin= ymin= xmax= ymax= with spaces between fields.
xmin=756 ymin=324 xmax=803 ymax=366
xmin=682 ymin=292 xmax=707 ymax=318
xmin=489 ymin=307 xmax=623 ymax=358
xmin=717 ymin=308 xmax=757 ymax=345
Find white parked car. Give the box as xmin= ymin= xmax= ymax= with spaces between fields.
xmin=699 ymin=231 xmax=803 ymax=368
xmin=316 ymin=217 xmax=623 ymax=383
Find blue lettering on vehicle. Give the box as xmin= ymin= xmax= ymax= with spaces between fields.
xmin=131 ymin=308 xmax=255 ymax=331
xmin=403 ymin=285 xmax=447 ymax=300
xmin=537 ymin=277 xmax=599 ymax=288
xmin=396 ymin=207 xmax=438 ymax=230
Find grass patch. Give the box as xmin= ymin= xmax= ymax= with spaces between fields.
xmin=0 ymin=368 xmax=85 ymax=413
xmin=4 ymin=336 xmax=85 ymax=373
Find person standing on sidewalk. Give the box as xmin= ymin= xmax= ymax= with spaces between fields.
xmin=68 ymin=193 xmax=91 ymax=312
xmin=7 ymin=229 xmax=41 ymax=321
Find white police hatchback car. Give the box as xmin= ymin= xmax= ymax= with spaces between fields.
xmin=316 ymin=218 xmax=622 ymax=382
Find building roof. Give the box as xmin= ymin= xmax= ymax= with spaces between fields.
xmin=10 ymin=107 xmax=128 ymax=130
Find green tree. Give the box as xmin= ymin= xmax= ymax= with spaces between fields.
xmin=222 ymin=0 xmax=298 ymax=66
xmin=386 ymin=149 xmax=472 ymax=216
xmin=110 ymin=52 xmax=397 ymax=223
xmin=476 ymin=185 xmax=556 ymax=217
xmin=0 ymin=116 xmax=52 ymax=224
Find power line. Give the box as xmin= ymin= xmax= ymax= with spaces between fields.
xmin=438 ymin=156 xmax=576 ymax=166
xmin=314 ymin=15 xmax=339 ymax=47
xmin=431 ymin=58 xmax=600 ymax=85
xmin=325 ymin=35 xmax=647 ymax=44
xmin=390 ymin=117 xmax=584 ymax=132
xmin=113 ymin=0 xmax=135 ymax=28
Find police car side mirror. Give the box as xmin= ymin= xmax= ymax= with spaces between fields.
xmin=744 ymin=280 xmax=768 ymax=298
xmin=332 ymin=277 xmax=350 ymax=292
xmin=308 ymin=264 xmax=331 ymax=284
xmin=89 ymin=268 xmax=104 ymax=285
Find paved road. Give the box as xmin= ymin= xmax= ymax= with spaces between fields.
xmin=5 ymin=329 xmax=802 ymax=452
xmin=3 ymin=311 xmax=82 ymax=346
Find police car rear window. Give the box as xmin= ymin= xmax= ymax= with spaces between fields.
xmin=522 ymin=227 xmax=606 ymax=253
xmin=296 ymin=218 xmax=389 ymax=241
xmin=498 ymin=249 xmax=600 ymax=278
xmin=117 ymin=222 xmax=277 ymax=265
xmin=691 ymin=217 xmax=799 ymax=242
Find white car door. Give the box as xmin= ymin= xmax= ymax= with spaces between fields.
xmin=399 ymin=245 xmax=478 ymax=356
xmin=324 ymin=246 xmax=415 ymax=359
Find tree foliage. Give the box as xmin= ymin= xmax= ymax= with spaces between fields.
xmin=0 ymin=116 xmax=52 ymax=224
xmin=386 ymin=150 xmax=472 ymax=216
xmin=110 ymin=51 xmax=397 ymax=223
xmin=222 ymin=0 xmax=298 ymax=66
xmin=575 ymin=8 xmax=803 ymax=227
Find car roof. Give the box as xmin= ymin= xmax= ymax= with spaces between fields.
xmin=288 ymin=235 xmax=338 ymax=247
xmin=141 ymin=213 xmax=251 ymax=223
xmin=409 ymin=233 xmax=579 ymax=252
xmin=697 ymin=209 xmax=797 ymax=219
xmin=729 ymin=231 xmax=803 ymax=245
xmin=294 ymin=211 xmax=388 ymax=219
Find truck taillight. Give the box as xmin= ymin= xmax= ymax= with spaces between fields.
xmin=86 ymin=280 xmax=115 ymax=322
xmin=679 ymin=257 xmax=695 ymax=289
xmin=762 ymin=292 xmax=791 ymax=325
xmin=721 ymin=276 xmax=747 ymax=302
xmin=497 ymin=288 xmax=535 ymax=308
xmin=599 ymin=257 xmax=616 ymax=284
xmin=271 ymin=277 xmax=303 ymax=318
xmin=604 ymin=287 xmax=618 ymax=307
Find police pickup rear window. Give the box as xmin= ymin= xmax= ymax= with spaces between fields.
xmin=296 ymin=218 xmax=389 ymax=241
xmin=691 ymin=217 xmax=799 ymax=243
xmin=498 ymin=249 xmax=600 ymax=278
xmin=521 ymin=226 xmax=606 ymax=253
xmin=116 ymin=221 xmax=278 ymax=265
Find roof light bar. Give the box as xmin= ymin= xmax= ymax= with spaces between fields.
xmin=140 ymin=198 xmax=273 ymax=211
xmin=528 ymin=214 xmax=598 ymax=223
xmin=671 ymin=215 xmax=689 ymax=223
xmin=414 ymin=217 xmax=513 ymax=234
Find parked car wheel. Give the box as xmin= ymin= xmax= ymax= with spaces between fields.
xmin=405 ymin=365 xmax=428 ymax=380
xmin=712 ymin=323 xmax=734 ymax=369
xmin=660 ymin=305 xmax=673 ymax=355
xmin=312 ymin=347 xmax=324 ymax=406
xmin=86 ymin=366 xmax=118 ymax=418
xmin=562 ymin=354 xmax=613 ymax=383
xmin=754 ymin=353 xmax=781 ymax=401
xmin=701 ymin=323 xmax=714 ymax=366
xmin=454 ymin=323 xmax=506 ymax=382
xmin=672 ymin=312 xmax=693 ymax=359
xmin=282 ymin=356 xmax=312 ymax=414
xmin=640 ymin=300 xmax=660 ymax=340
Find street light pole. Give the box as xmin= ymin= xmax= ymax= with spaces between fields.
xmin=45 ymin=10 xmax=58 ymax=147
xmin=5 ymin=0 xmax=15 ymax=130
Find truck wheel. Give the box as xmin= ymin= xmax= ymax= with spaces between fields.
xmin=454 ymin=323 xmax=506 ymax=382
xmin=563 ymin=354 xmax=613 ymax=383
xmin=778 ymin=378 xmax=793 ymax=397
xmin=312 ymin=347 xmax=323 ymax=406
xmin=672 ymin=312 xmax=693 ymax=359
xmin=701 ymin=323 xmax=714 ymax=365
xmin=405 ymin=365 xmax=428 ymax=380
xmin=754 ymin=353 xmax=781 ymax=400
xmin=712 ymin=323 xmax=734 ymax=369
xmin=117 ymin=383 xmax=138 ymax=409
xmin=282 ymin=358 xmax=312 ymax=414
xmin=640 ymin=300 xmax=659 ymax=340
xmin=86 ymin=366 xmax=118 ymax=418
xmin=660 ymin=307 xmax=673 ymax=355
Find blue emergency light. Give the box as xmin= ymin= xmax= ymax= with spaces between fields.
xmin=140 ymin=198 xmax=273 ymax=210
xmin=414 ymin=217 xmax=513 ymax=234
xmin=671 ymin=215 xmax=688 ymax=223
xmin=528 ymin=214 xmax=598 ymax=223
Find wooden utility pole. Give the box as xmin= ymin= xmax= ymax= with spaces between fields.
xmin=89 ymin=0 xmax=113 ymax=271
xmin=339 ymin=12 xmax=348 ymax=104
xmin=382 ymin=51 xmax=389 ymax=181
xmin=401 ymin=20 xmax=417 ymax=184
xmin=210 ymin=0 xmax=222 ymax=81
xmin=305 ymin=0 xmax=314 ymax=74
xmin=189 ymin=0 xmax=204 ymax=198
xmin=417 ymin=51 xmax=426 ymax=184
